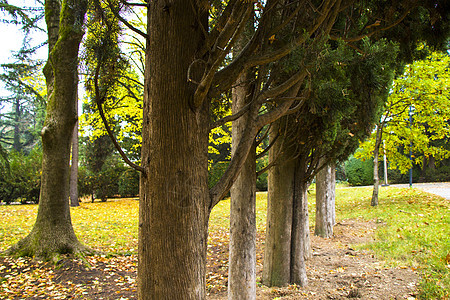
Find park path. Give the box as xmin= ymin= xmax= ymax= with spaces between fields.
xmin=389 ymin=182 xmax=450 ymax=200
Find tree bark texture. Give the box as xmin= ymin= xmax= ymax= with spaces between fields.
xmin=138 ymin=2 xmax=210 ymax=299
xmin=290 ymin=156 xmax=309 ymax=286
xmin=372 ymin=125 xmax=382 ymax=206
xmin=262 ymin=118 xmax=308 ymax=287
xmin=315 ymin=161 xmax=336 ymax=238
xmin=7 ymin=0 xmax=88 ymax=259
xmin=228 ymin=70 xmax=257 ymax=300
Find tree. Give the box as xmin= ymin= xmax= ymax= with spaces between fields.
xmin=85 ymin=0 xmax=448 ymax=298
xmin=0 ymin=58 xmax=46 ymax=153
xmin=357 ymin=49 xmax=450 ymax=205
xmin=315 ymin=161 xmax=336 ymax=238
xmin=6 ymin=0 xmax=89 ymax=259
xmin=263 ymin=38 xmax=399 ymax=287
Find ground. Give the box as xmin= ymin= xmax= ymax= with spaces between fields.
xmin=0 ymin=219 xmax=419 ymax=300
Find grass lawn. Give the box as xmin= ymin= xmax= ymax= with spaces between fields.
xmin=0 ymin=186 xmax=448 ymax=299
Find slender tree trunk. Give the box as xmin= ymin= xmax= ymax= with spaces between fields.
xmin=228 ymin=70 xmax=256 ymax=299
xmin=7 ymin=0 xmax=88 ymax=259
xmin=13 ymin=97 xmax=21 ymax=152
xmin=69 ymin=115 xmax=79 ymax=207
xmin=372 ymin=124 xmax=383 ymax=206
xmin=315 ymin=161 xmax=335 ymax=238
xmin=290 ymin=156 xmax=309 ymax=286
xmin=138 ymin=3 xmax=210 ymax=299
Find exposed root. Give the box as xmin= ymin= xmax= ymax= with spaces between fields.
xmin=5 ymin=229 xmax=96 ymax=263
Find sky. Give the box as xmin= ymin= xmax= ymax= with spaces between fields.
xmin=0 ymin=0 xmax=47 ymax=100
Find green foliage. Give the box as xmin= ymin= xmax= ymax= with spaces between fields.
xmin=344 ymin=155 xmax=374 ymax=186
xmin=424 ymin=165 xmax=450 ymax=182
xmin=0 ymin=148 xmax=42 ymax=204
xmin=358 ymin=49 xmax=450 ymax=176
xmin=118 ymin=169 xmax=139 ymax=198
xmin=208 ymin=161 xmax=229 ymax=189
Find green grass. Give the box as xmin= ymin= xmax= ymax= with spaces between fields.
xmin=330 ymin=186 xmax=450 ymax=300
xmin=0 ymin=186 xmax=448 ymax=299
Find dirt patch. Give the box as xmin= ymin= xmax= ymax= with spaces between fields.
xmin=0 ymin=219 xmax=419 ymax=299
xmin=208 ymin=219 xmax=419 ymax=300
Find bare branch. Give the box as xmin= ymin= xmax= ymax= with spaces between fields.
xmin=108 ymin=0 xmax=148 ymax=39
xmin=210 ymin=101 xmax=251 ymax=130
xmin=193 ymin=4 xmax=253 ymax=108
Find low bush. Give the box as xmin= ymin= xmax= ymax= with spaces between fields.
xmin=0 ymin=149 xmax=42 ymax=204
xmin=344 ymin=156 xmax=373 ymax=186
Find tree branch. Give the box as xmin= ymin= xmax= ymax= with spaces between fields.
xmin=210 ymin=101 xmax=251 ymax=130
xmin=93 ymin=60 xmax=145 ymax=173
xmin=107 ymin=0 xmax=148 ymax=39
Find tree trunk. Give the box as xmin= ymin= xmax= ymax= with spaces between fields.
xmin=7 ymin=0 xmax=88 ymax=260
xmin=315 ymin=161 xmax=335 ymax=238
xmin=372 ymin=124 xmax=382 ymax=206
xmin=70 ymin=96 xmax=79 ymax=207
xmin=228 ymin=71 xmax=256 ymax=299
xmin=13 ymin=97 xmax=22 ymax=152
xmin=290 ymin=156 xmax=309 ymax=286
xmin=262 ymin=119 xmax=295 ymax=287
xmin=138 ymin=3 xmax=210 ymax=299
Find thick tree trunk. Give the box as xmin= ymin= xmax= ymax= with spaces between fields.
xmin=228 ymin=71 xmax=256 ymax=299
xmin=138 ymin=3 xmax=210 ymax=299
xmin=262 ymin=119 xmax=295 ymax=287
xmin=315 ymin=161 xmax=336 ymax=238
xmin=70 ymin=98 xmax=79 ymax=207
xmin=290 ymin=156 xmax=309 ymax=286
xmin=7 ymin=0 xmax=88 ymax=259
xmin=372 ymin=125 xmax=382 ymax=206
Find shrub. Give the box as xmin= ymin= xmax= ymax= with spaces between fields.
xmin=344 ymin=156 xmax=373 ymax=186
xmin=118 ymin=168 xmax=140 ymax=197
xmin=425 ymin=165 xmax=450 ymax=182
xmin=0 ymin=149 xmax=42 ymax=204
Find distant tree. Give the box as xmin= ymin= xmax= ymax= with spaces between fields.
xmin=357 ymin=50 xmax=450 ymax=205
xmin=0 ymin=57 xmax=46 ymax=153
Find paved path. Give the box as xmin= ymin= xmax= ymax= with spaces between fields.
xmin=384 ymin=182 xmax=450 ymax=200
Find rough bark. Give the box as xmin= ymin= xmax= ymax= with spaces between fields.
xmin=315 ymin=161 xmax=336 ymax=238
xmin=138 ymin=2 xmax=210 ymax=299
xmin=290 ymin=156 xmax=309 ymax=286
xmin=6 ymin=0 xmax=88 ymax=259
xmin=372 ymin=124 xmax=383 ymax=206
xmin=262 ymin=119 xmax=295 ymax=287
xmin=228 ymin=70 xmax=257 ymax=299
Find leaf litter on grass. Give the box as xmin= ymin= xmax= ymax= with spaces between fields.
xmin=0 ymin=188 xmax=448 ymax=299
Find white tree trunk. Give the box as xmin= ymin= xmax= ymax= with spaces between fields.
xmin=315 ymin=162 xmax=335 ymax=238
xmin=229 ymin=70 xmax=256 ymax=299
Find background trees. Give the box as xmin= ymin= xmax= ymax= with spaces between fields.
xmin=357 ymin=49 xmax=450 ymax=204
